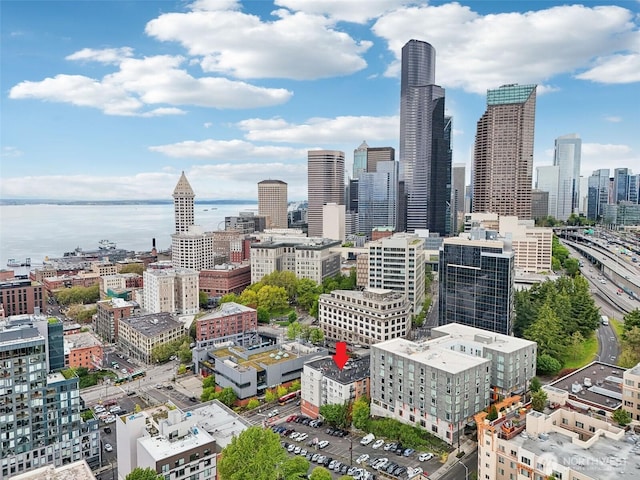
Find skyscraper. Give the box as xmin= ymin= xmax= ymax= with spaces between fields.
xmin=554 ymin=134 xmax=582 ymax=221
xmin=614 ymin=168 xmax=631 ymax=204
xmin=352 ymin=141 xmax=368 ymax=179
xmin=258 ymin=179 xmax=288 ymax=229
xmin=173 ymin=171 xmax=195 ymax=234
xmin=451 ymin=163 xmax=466 ymax=234
xmin=357 ymin=161 xmax=399 ymax=238
xmin=399 ymin=39 xmax=451 ymax=234
xmin=535 ymin=165 xmax=559 ymax=218
xmin=473 ymin=84 xmax=537 ymax=219
xmin=366 ymin=146 xmax=395 ymax=173
xmin=307 ymin=150 xmax=345 ymax=237
xmin=587 ymin=169 xmax=610 ymax=220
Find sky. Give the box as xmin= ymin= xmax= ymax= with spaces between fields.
xmin=1 ymin=0 xmax=639 ymax=202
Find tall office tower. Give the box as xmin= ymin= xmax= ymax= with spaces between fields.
xmin=353 ymin=141 xmax=368 ymax=179
xmin=531 ymin=189 xmax=550 ymax=221
xmin=587 ymin=169 xmax=610 ymax=220
xmin=357 ymin=161 xmax=399 ymax=238
xmin=535 ymin=165 xmax=559 ymax=218
xmin=307 ymin=150 xmax=345 ymax=237
xmin=0 ymin=319 xmax=100 ymax=476
xmin=438 ymin=229 xmax=515 ymax=335
xmin=473 ymin=84 xmax=537 ymax=218
xmin=451 ymin=163 xmax=466 ymax=234
xmin=173 ymin=171 xmax=195 ymax=234
xmin=629 ymin=174 xmax=640 ymax=204
xmin=347 ymin=178 xmax=359 ymax=213
xmin=399 ymin=39 xmax=451 ymax=234
xmin=614 ymin=168 xmax=631 ymax=204
xmin=367 ymin=146 xmax=395 ymax=173
xmin=258 ymin=179 xmax=288 ymax=228
xmin=579 ymin=176 xmax=589 ymax=215
xmin=553 ymin=134 xmax=582 ymax=220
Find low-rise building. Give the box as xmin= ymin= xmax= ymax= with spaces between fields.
xmin=64 ymin=332 xmax=103 ymax=370
xmin=0 ymin=277 xmax=44 ymax=316
xmin=10 ymin=460 xmax=96 ymax=480
xmin=41 ymin=272 xmax=100 ymax=296
xmin=301 ymin=355 xmax=370 ymax=419
xmin=623 ymin=362 xmax=640 ymax=422
xmin=94 ymin=297 xmax=138 ymax=344
xmin=117 ymin=312 xmax=185 ymax=364
xmin=100 ymin=273 xmax=143 ymax=299
xmin=198 ymin=264 xmax=251 ymax=299
xmin=370 ymin=323 xmax=536 ymax=445
xmin=476 ymin=405 xmax=637 ymax=480
xmin=318 ymin=288 xmax=411 ymax=346
xmin=195 ymin=341 xmax=328 ymax=402
xmin=195 ymin=302 xmax=258 ymax=349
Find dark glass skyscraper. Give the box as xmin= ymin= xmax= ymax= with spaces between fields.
xmin=399 ymin=39 xmax=451 ymax=235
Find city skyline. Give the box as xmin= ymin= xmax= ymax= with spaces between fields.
xmin=2 ymin=0 xmax=639 ymax=201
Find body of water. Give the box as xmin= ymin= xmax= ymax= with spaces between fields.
xmin=0 ymin=203 xmax=258 ymax=270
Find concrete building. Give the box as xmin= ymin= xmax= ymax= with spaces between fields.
xmin=10 ymin=460 xmax=96 ymax=480
xmin=588 ymin=168 xmax=610 ymax=221
xmin=370 ymin=323 xmax=536 ymax=445
xmin=116 ymin=407 xmax=217 ymax=480
xmin=476 ymin=406 xmax=636 ymax=480
xmin=64 ymin=332 xmax=103 ymax=370
xmin=367 ymin=233 xmax=425 ymax=315
xmin=195 ymin=302 xmax=258 ymax=349
xmin=353 ymin=141 xmax=368 ymax=179
xmin=623 ymin=362 xmax=640 ymax=422
xmin=318 ymin=288 xmax=411 ymax=346
xmin=258 ymin=179 xmax=288 ymax=229
xmin=0 ymin=322 xmax=100 ymax=478
xmin=301 ymin=355 xmax=370 ymax=419
xmin=473 ymin=84 xmax=537 ymax=219
xmin=367 ymin=147 xmax=395 ymax=174
xmin=451 ymin=163 xmax=466 ymax=234
xmin=195 ymin=342 xmax=327 ymax=401
xmin=439 ymin=229 xmax=515 ymax=335
xmin=307 ymin=150 xmax=345 ymax=237
xmin=499 ymin=216 xmax=552 ymax=273
xmin=143 ymin=266 xmax=199 ymax=315
xmin=173 ymin=171 xmax=195 ymax=234
xmin=94 ymin=297 xmax=137 ymax=344
xmin=357 ymin=161 xmax=399 ymax=239
xmin=198 ymin=264 xmax=251 ymax=299
xmin=399 ymin=39 xmax=451 ymax=235
xmin=117 ymin=312 xmax=186 ymax=364
xmin=531 ymin=189 xmax=550 ymax=221
xmin=250 ymin=238 xmax=341 ymax=284
xmin=100 ymin=273 xmax=143 ymax=299
xmin=536 ymin=165 xmax=559 ymax=219
xmin=322 ymin=203 xmax=346 ymax=242
xmin=225 ymin=212 xmax=268 ymax=234
xmin=0 ymin=277 xmax=44 ymax=316
xmin=554 ymin=134 xmax=582 ymax=220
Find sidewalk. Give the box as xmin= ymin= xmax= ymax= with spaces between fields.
xmin=428 ymin=439 xmax=477 ymax=480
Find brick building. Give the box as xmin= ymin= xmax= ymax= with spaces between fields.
xmin=199 ymin=264 xmax=251 ymax=299
xmin=0 ymin=277 xmax=44 ymax=316
xmin=94 ymin=297 xmax=138 ymax=344
xmin=195 ymin=302 xmax=258 ymax=348
xmin=64 ymin=332 xmax=104 ymax=370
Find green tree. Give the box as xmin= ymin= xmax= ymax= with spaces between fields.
xmin=623 ymin=309 xmax=640 ymax=335
xmin=257 ymin=307 xmax=270 ymax=323
xmin=218 ymin=426 xmax=300 ymax=480
xmin=296 ymin=279 xmax=321 ymax=311
xmin=563 ymin=257 xmax=580 ymax=277
xmin=288 ymin=380 xmax=301 ymax=392
xmin=177 ymin=364 xmax=187 ymax=375
xmin=277 ymin=385 xmax=288 ymax=398
xmin=568 ymin=331 xmax=585 ymax=361
xmin=257 ymin=285 xmax=288 ymax=313
xmin=287 ymin=322 xmax=302 ymax=340
xmin=260 ymin=271 xmax=299 ymax=303
xmin=570 ymin=276 xmax=600 ymax=335
xmin=119 ymin=263 xmax=145 ymax=275
xmin=220 ymin=293 xmax=239 ymax=305
xmin=537 ymin=354 xmax=562 ymax=375
xmin=125 ymin=467 xmax=162 ymax=480
xmin=300 ymin=325 xmax=312 ymax=342
xmin=487 ymin=405 xmax=498 ymax=421
xmin=309 ymin=467 xmax=333 ymax=480
xmin=217 ymin=387 xmax=238 ymax=407
xmin=246 ymin=398 xmax=260 ymax=410
xmin=201 ymin=387 xmax=216 ymax=402
xmin=202 ymin=375 xmax=215 ymax=389
xmin=524 ymin=303 xmax=567 ymax=360
xmin=288 ymin=311 xmax=298 ymax=323
xmin=351 ymin=396 xmax=370 ymax=430
xmin=531 ymin=389 xmax=548 ymax=412
xmin=280 ymin=455 xmax=310 ymax=480
xmin=530 ymin=377 xmax=542 ymax=393
xmin=239 ymin=289 xmax=258 ymax=308
xmin=319 ymin=403 xmax=350 ymax=429
xmin=199 ymin=291 xmax=209 ymax=309
xmin=265 ymin=388 xmax=277 ymax=403
xmin=309 ymin=327 xmax=324 ymax=344
xmin=612 ymin=408 xmax=632 ymax=426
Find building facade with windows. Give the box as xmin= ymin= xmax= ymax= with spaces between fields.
xmin=258 ymin=179 xmax=288 ymax=229
xmin=0 ymin=278 xmax=44 ymax=317
xmin=143 ymin=267 xmax=199 ymax=315
xmin=117 ymin=313 xmax=186 ymax=364
xmin=318 ymin=288 xmax=411 ymax=346
xmin=195 ymin=302 xmax=258 ymax=349
xmin=554 ymin=133 xmax=582 ymax=220
xmin=63 ymin=332 xmax=103 ymax=370
xmin=357 ymin=161 xmax=399 ymax=239
xmin=94 ymin=297 xmax=137 ymax=344
xmin=307 ymin=150 xmax=345 ymax=237
xmin=198 ymin=264 xmax=251 ymax=299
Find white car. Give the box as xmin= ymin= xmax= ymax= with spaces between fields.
xmin=317 ymin=440 xmax=329 ymax=449
xmin=371 ymin=439 xmax=385 ymax=449
xmin=94 ymin=406 xmax=106 ymax=413
xmin=104 ymin=443 xmax=113 ymax=452
xmin=104 ymin=416 xmax=116 ymax=424
xmin=297 ymin=433 xmax=308 ymax=442
xmin=289 ymin=432 xmax=300 ymax=440
xmin=356 ymin=453 xmax=370 ymax=464
xmin=419 ymin=452 xmax=434 ymax=462
xmin=360 ymin=433 xmax=375 ymax=445
xmin=408 ymin=467 xmax=423 ymax=478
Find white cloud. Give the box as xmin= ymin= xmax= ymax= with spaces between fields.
xmin=204 ymin=122 xmax=213 ymax=128
xmin=604 ymin=115 xmax=623 ymax=123
xmin=274 ymin=0 xmax=410 ymax=24
xmin=373 ymin=4 xmax=639 ymax=93
xmin=66 ymin=47 xmax=134 ymax=64
xmin=189 ymin=0 xmax=240 ymax=12
xmin=149 ymin=139 xmax=307 ymax=160
xmin=237 ymin=115 xmax=399 ymax=143
xmin=145 ymin=6 xmax=371 ymax=80
xmin=576 ymin=53 xmax=640 ymax=84
xmin=1 ymin=146 xmax=24 ymax=158
xmin=581 ymin=143 xmax=637 ymax=176
xmin=9 ymin=55 xmax=292 ymax=115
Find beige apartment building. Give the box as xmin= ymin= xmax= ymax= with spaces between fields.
xmin=307 ymin=150 xmax=344 ymax=237
xmin=143 ymin=265 xmax=199 ymax=315
xmin=258 ymin=179 xmax=288 ymax=229
xmin=117 ymin=312 xmax=185 ymax=364
xmin=318 ymin=288 xmax=411 ymax=346
xmin=623 ymin=362 xmax=640 ymax=422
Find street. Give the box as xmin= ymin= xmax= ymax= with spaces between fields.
xmin=435 ymin=450 xmax=477 ymax=480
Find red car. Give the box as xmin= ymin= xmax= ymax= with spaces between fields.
xmin=286 ymin=415 xmax=297 ymax=422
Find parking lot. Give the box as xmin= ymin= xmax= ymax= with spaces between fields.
xmin=272 ymin=415 xmax=439 ymax=479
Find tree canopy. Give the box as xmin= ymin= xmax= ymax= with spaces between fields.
xmin=351 ymin=396 xmax=370 ymax=430
xmin=54 ymin=284 xmax=100 ymax=305
xmin=319 ymin=402 xmax=350 ymax=429
xmin=125 ymin=467 xmax=162 ymax=480
xmin=218 ymin=426 xmax=308 ymax=480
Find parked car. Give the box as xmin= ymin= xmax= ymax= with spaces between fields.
xmin=419 ymin=452 xmax=434 ymax=462
xmin=104 ymin=443 xmax=113 ymax=452
xmin=103 ymin=427 xmax=111 ymax=434
xmin=408 ymin=466 xmax=423 ymax=478
xmin=356 ymin=453 xmax=370 ymax=464
xmin=293 ymin=446 xmax=301 ymax=454
xmin=287 ymin=444 xmax=296 ymax=453
xmin=297 ymin=433 xmax=308 ymax=442
xmin=318 ymin=440 xmax=329 ymax=449
xmin=371 ymin=439 xmax=385 ymax=449
xmin=403 ymin=448 xmax=415 ymax=457
xmin=360 ymin=433 xmax=375 ymax=445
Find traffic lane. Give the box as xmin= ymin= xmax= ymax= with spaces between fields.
xmin=597 ymin=324 xmax=620 ymax=364
xmin=436 ymin=450 xmax=477 ymax=480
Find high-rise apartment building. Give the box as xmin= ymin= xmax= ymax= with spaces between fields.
xmin=438 ymin=229 xmax=515 ymax=335
xmin=473 ymin=84 xmax=537 ymax=219
xmin=258 ymin=179 xmax=288 ymax=229
xmin=357 ymin=161 xmax=399 ymax=238
xmin=587 ymin=168 xmax=610 ymax=220
xmin=535 ymin=165 xmax=559 ymax=218
xmin=173 ymin=171 xmax=195 ymax=234
xmin=553 ymin=134 xmax=581 ymax=220
xmin=307 ymin=150 xmax=345 ymax=237
xmin=0 ymin=319 xmax=100 ymax=478
xmin=143 ymin=265 xmax=199 ymax=315
xmin=368 ymin=233 xmax=425 ymax=315
xmin=399 ymin=39 xmax=451 ymax=234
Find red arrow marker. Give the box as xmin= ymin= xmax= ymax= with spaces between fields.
xmin=333 ymin=342 xmax=349 ymax=370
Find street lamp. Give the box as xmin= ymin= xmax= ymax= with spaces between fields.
xmin=458 ymin=459 xmax=469 ymax=480
xmin=348 ymin=436 xmax=353 ymax=466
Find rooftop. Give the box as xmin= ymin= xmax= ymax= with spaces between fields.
xmin=64 ymin=331 xmax=102 ymax=350
xmin=432 ymin=323 xmax=536 ymax=353
xmin=306 ymin=355 xmax=370 ymax=385
xmin=185 ymin=399 xmax=251 ymax=450
xmin=547 ymin=361 xmax=625 ymax=411
xmin=120 ymin=312 xmax=184 ymax=338
xmin=10 ymin=460 xmax=96 ymax=480
xmin=213 ymin=344 xmax=300 ymax=372
xmin=199 ymin=302 xmax=255 ymax=321
xmin=138 ymin=420 xmax=216 ymax=461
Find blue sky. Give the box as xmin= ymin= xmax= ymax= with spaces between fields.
xmin=1 ymin=0 xmax=639 ymax=201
